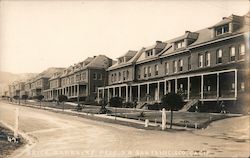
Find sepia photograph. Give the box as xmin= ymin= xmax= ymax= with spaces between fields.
xmin=0 ymin=0 xmax=249 ymax=157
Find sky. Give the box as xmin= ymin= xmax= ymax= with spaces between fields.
xmin=0 ymin=0 xmax=249 ymax=74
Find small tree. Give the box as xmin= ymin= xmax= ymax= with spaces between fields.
xmin=58 ymin=95 xmax=68 ymax=111
xmin=161 ymin=93 xmax=183 ymax=129
xmin=109 ymin=97 xmax=123 ymax=107
xmin=13 ymin=95 xmax=20 ymax=104
xmin=22 ymin=95 xmax=28 ymax=104
xmin=35 ymin=95 xmax=44 ymax=108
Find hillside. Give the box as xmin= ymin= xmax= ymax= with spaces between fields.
xmin=0 ymin=71 xmax=38 ymax=93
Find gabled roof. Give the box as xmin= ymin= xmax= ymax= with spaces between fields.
xmin=117 ymin=50 xmax=137 ymax=59
xmin=108 ymin=48 xmax=145 ymax=71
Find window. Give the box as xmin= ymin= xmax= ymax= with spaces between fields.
xmin=118 ymin=72 xmax=121 ymax=81
xmin=138 ymin=69 xmax=141 ymax=79
xmin=93 ymin=73 xmax=97 ymax=80
xmin=126 ymin=70 xmax=129 ymax=79
xmin=216 ymin=49 xmax=223 ymax=64
xmin=198 ymin=54 xmax=203 ymax=68
xmin=123 ymin=71 xmax=126 ymax=81
xmin=81 ymin=72 xmax=86 ymax=80
xmin=176 ymin=40 xmax=185 ymax=49
xmin=146 ymin=50 xmax=153 ymax=57
xmin=111 ymin=74 xmax=114 ymax=82
xmin=144 ymin=67 xmax=147 ymax=78
xmin=173 ymin=61 xmax=177 ymax=73
xmin=188 ymin=56 xmax=191 ymax=70
xmin=216 ymin=24 xmax=229 ymax=36
xmin=165 ymin=62 xmax=169 ymax=74
xmin=229 ymin=46 xmax=236 ymax=61
xmin=205 ymin=52 xmax=210 ymax=66
xmin=154 ymin=65 xmax=159 ymax=75
xmin=114 ymin=73 xmax=117 ymax=82
xmin=148 ymin=66 xmax=152 ymax=77
xmin=179 ymin=59 xmax=183 ymax=71
xmin=97 ymin=73 xmax=102 ymax=80
xmin=239 ymin=44 xmax=245 ymax=60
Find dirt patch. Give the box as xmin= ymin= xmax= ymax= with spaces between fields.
xmin=0 ymin=124 xmax=25 ymax=158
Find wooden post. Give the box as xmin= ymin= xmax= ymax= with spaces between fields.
xmin=14 ymin=108 xmax=19 ymax=138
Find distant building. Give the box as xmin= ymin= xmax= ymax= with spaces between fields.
xmin=44 ymin=55 xmax=114 ymax=102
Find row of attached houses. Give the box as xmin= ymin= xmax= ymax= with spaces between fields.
xmin=7 ymin=12 xmax=249 ymax=112
xmin=8 ymin=55 xmax=114 ymax=103
xmin=97 ymin=13 xmax=250 ymax=111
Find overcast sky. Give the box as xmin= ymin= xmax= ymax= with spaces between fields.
xmin=0 ymin=0 xmax=249 ymax=74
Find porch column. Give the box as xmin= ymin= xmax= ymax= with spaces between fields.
xmin=175 ymin=78 xmax=177 ymax=93
xmin=102 ymin=88 xmax=105 ymax=100
xmin=113 ymin=87 xmax=115 ymax=97
xmin=235 ymin=69 xmax=237 ymax=98
xmin=138 ymin=85 xmax=140 ymax=102
xmin=125 ymin=85 xmax=128 ymax=102
xmin=217 ymin=73 xmax=219 ymax=98
xmin=147 ymin=83 xmax=149 ymax=102
xmin=168 ymin=81 xmax=171 ymax=93
xmin=164 ymin=80 xmax=167 ymax=95
xmin=97 ymin=88 xmax=100 ymax=104
xmin=129 ymin=86 xmax=132 ymax=102
xmin=107 ymin=88 xmax=110 ymax=101
xmin=119 ymin=86 xmax=121 ymax=97
xmin=201 ymin=75 xmax=204 ymax=99
xmin=157 ymin=82 xmax=160 ymax=101
xmin=187 ymin=77 xmax=190 ymax=100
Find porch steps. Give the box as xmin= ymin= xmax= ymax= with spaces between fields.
xmin=137 ymin=102 xmax=147 ymax=109
xmin=180 ymin=99 xmax=199 ymax=112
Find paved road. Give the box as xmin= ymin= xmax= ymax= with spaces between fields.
xmin=0 ymin=102 xmax=249 ymax=158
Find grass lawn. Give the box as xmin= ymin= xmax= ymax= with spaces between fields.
xmin=108 ymin=111 xmax=237 ymax=129
xmin=0 ymin=124 xmax=24 ymax=158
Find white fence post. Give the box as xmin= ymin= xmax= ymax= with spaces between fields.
xmin=14 ymin=108 xmax=19 ymax=138
xmin=162 ymin=108 xmax=167 ymax=130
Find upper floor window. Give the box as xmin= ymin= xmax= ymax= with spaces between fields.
xmin=205 ymin=52 xmax=211 ymax=66
xmin=81 ymin=72 xmax=86 ymax=80
xmin=173 ymin=60 xmax=178 ymax=73
xmin=144 ymin=67 xmax=147 ymax=78
xmin=198 ymin=54 xmax=203 ymax=68
xmin=111 ymin=74 xmax=114 ymax=82
xmin=216 ymin=49 xmax=223 ymax=64
xmin=97 ymin=73 xmax=102 ymax=80
xmin=93 ymin=73 xmax=97 ymax=80
xmin=239 ymin=44 xmax=245 ymax=60
xmin=229 ymin=46 xmax=236 ymax=62
xmin=118 ymin=72 xmax=121 ymax=81
xmin=216 ymin=24 xmax=229 ymax=36
xmin=123 ymin=71 xmax=126 ymax=81
xmin=179 ymin=59 xmax=183 ymax=71
xmin=176 ymin=40 xmax=185 ymax=49
xmin=126 ymin=70 xmax=129 ymax=79
xmin=148 ymin=66 xmax=152 ymax=77
xmin=114 ymin=73 xmax=117 ymax=82
xmin=154 ymin=65 xmax=159 ymax=76
xmin=165 ymin=62 xmax=169 ymax=74
xmin=188 ymin=56 xmax=191 ymax=70
xmin=146 ymin=50 xmax=153 ymax=57
xmin=137 ymin=69 xmax=141 ymax=79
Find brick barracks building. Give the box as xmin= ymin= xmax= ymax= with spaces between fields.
xmin=7 ymin=12 xmax=249 ymax=113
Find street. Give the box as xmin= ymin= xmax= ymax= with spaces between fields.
xmin=0 ymin=102 xmax=249 ymax=158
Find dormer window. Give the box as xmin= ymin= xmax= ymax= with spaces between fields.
xmin=146 ymin=49 xmax=154 ymax=57
xmin=216 ymin=24 xmax=229 ymax=36
xmin=176 ymin=40 xmax=185 ymax=49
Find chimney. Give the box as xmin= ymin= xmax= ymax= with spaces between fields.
xmin=185 ymin=30 xmax=190 ymax=34
xmin=156 ymin=41 xmax=162 ymax=44
xmin=93 ymin=56 xmax=96 ymax=58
